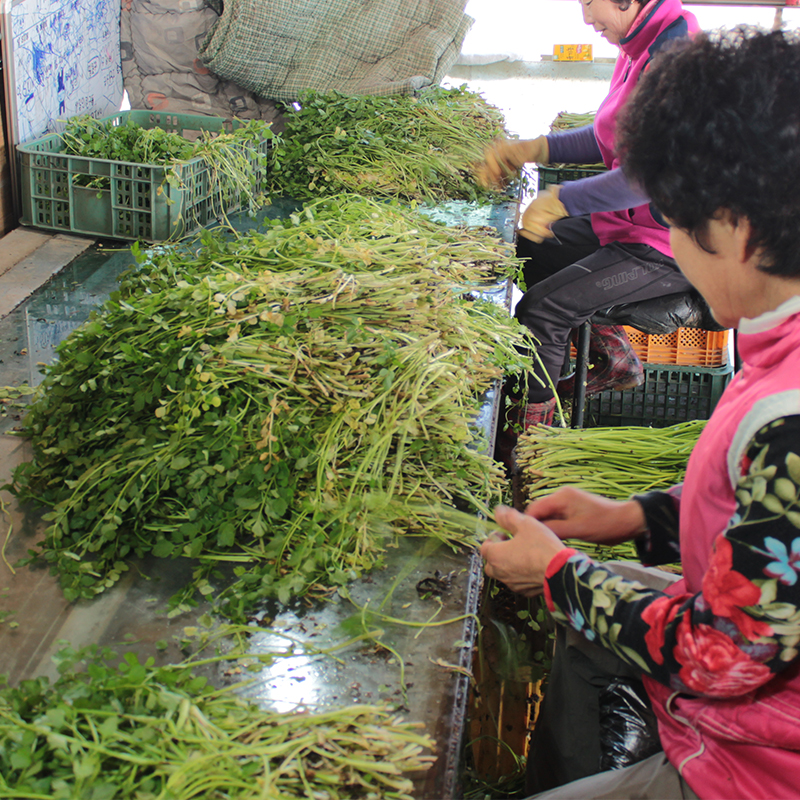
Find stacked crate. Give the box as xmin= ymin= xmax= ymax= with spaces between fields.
xmin=585 ymin=327 xmax=733 ymax=427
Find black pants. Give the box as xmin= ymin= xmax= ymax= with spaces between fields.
xmin=515 ymin=217 xmax=691 ymax=402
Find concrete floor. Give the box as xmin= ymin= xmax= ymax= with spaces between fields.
xmin=0 ymin=227 xmax=138 ymax=685
xmin=0 ymin=228 xmax=93 ymax=318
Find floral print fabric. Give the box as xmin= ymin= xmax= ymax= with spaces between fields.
xmin=544 ymin=416 xmax=800 ymax=698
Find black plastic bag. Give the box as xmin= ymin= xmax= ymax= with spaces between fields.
xmin=598 ymin=678 xmax=663 ymax=771
xmin=595 ymin=289 xmax=724 ymax=334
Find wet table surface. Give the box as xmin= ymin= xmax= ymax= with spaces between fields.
xmin=0 ymin=198 xmax=517 ymax=798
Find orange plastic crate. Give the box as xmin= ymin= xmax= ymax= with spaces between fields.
xmin=623 ymin=326 xmax=729 ymax=367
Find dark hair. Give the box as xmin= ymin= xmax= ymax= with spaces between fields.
xmin=617 ymin=27 xmax=800 ymax=277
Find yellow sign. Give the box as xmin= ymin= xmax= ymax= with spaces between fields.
xmin=553 ymin=44 xmax=593 ymax=62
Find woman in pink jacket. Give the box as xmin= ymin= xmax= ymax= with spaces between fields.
xmin=481 ymin=0 xmax=700 ymax=432
xmin=481 ymin=27 xmax=800 ymax=799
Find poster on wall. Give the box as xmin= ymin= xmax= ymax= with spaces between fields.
xmin=1 ymin=0 xmax=123 ymax=208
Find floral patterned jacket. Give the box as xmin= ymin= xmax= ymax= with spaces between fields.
xmin=544 ymin=296 xmax=800 ymax=799
xmin=545 ymin=415 xmax=800 ymax=696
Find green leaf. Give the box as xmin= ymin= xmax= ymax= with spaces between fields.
xmin=74 ymin=351 xmax=95 ymax=366
xmin=217 ymin=522 xmax=236 ymax=548
xmin=265 ymin=497 xmax=288 ymax=519
xmin=184 ymin=539 xmax=204 ymax=559
xmin=73 ymin=756 xmax=99 ymax=780
xmin=235 ymin=497 xmax=260 ymax=510
xmin=45 ymin=707 xmax=67 ymax=728
xmin=89 ymin=784 xmax=119 ymax=800
xmin=99 ymin=716 xmax=119 ymax=736
xmin=10 ymin=749 xmax=32 ymax=769
xmin=152 ymin=539 xmax=174 ymax=558
xmin=47 ymin=732 xmax=70 ymax=752
xmin=170 ymin=455 xmax=192 ymax=471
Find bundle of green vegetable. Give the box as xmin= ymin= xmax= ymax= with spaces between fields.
xmin=548 ymin=111 xmax=597 ymax=133
xmin=11 ymin=196 xmax=533 ymax=620
xmin=61 ymin=115 xmax=272 ymax=219
xmin=269 ymin=86 xmax=508 ymax=203
xmin=516 ymin=421 xmax=704 ymax=560
xmin=0 ymin=645 xmax=433 ymax=799
xmin=547 ymin=110 xmax=605 ymax=171
xmin=62 ymin=116 xmax=194 ymax=165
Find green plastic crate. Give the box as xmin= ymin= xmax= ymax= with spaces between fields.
xmin=537 ymin=164 xmax=606 ymax=191
xmin=585 ymin=363 xmax=732 ymax=428
xmin=18 ymin=111 xmax=269 ymax=242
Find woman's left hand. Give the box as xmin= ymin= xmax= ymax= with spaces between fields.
xmin=480 ymin=505 xmax=566 ymax=597
xmin=518 ymin=187 xmax=569 ymax=243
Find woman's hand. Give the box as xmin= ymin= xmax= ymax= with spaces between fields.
xmin=518 ymin=187 xmax=569 ymax=242
xmin=480 ymin=504 xmax=565 ymax=597
xmin=475 ymin=135 xmax=549 ymax=190
xmin=524 ymin=487 xmax=648 ymax=545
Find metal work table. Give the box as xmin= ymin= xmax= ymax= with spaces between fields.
xmin=0 ymin=197 xmax=517 ymax=798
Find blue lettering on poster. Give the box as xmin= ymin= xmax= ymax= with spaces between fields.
xmin=10 ymin=0 xmax=123 ymax=144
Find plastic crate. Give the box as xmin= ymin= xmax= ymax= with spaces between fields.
xmin=537 ymin=164 xmax=606 ymax=191
xmin=624 ymin=326 xmax=729 ymax=367
xmin=18 ymin=111 xmax=269 ymax=242
xmin=585 ymin=363 xmax=732 ymax=427
xmin=569 ymin=326 xmax=730 ymax=367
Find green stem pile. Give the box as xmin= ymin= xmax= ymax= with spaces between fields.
xmin=0 ymin=645 xmax=433 ymax=799
xmin=548 ymin=111 xmax=597 ymax=133
xmin=11 ymin=196 xmax=534 ymax=620
xmin=516 ymin=421 xmax=705 ymax=560
xmin=269 ymin=86 xmax=509 ymax=203
xmin=191 ymin=122 xmax=272 ymax=219
xmin=547 ymin=110 xmax=605 ymax=171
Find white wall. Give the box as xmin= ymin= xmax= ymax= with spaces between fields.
xmin=460 ymin=0 xmax=793 ymax=62
xmin=447 ymin=1 xmax=798 ymax=137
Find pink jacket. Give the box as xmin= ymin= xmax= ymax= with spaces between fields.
xmin=591 ymin=0 xmax=699 ymax=253
xmin=644 ymin=296 xmax=800 ymax=799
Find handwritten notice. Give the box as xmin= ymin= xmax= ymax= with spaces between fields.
xmin=4 ymin=0 xmax=123 ymax=145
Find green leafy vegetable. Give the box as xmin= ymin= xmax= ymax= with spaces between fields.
xmin=60 ymin=115 xmax=273 ymax=225
xmin=0 ymin=644 xmax=434 ymax=799
xmin=269 ymin=86 xmax=511 ymax=203
xmin=10 ymin=196 xmax=534 ymax=620
xmin=517 ymin=421 xmax=705 ymax=561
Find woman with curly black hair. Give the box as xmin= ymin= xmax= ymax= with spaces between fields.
xmin=480 ymin=27 xmax=800 ymax=800
xmin=479 ymin=0 xmax=699 ymax=435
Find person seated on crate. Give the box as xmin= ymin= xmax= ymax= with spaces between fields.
xmin=477 ymin=0 xmax=700 ymax=430
xmin=480 ymin=27 xmax=800 ymax=800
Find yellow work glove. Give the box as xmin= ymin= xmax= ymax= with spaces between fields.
xmin=475 ymin=135 xmax=550 ymax=190
xmin=518 ymin=186 xmax=568 ymax=243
